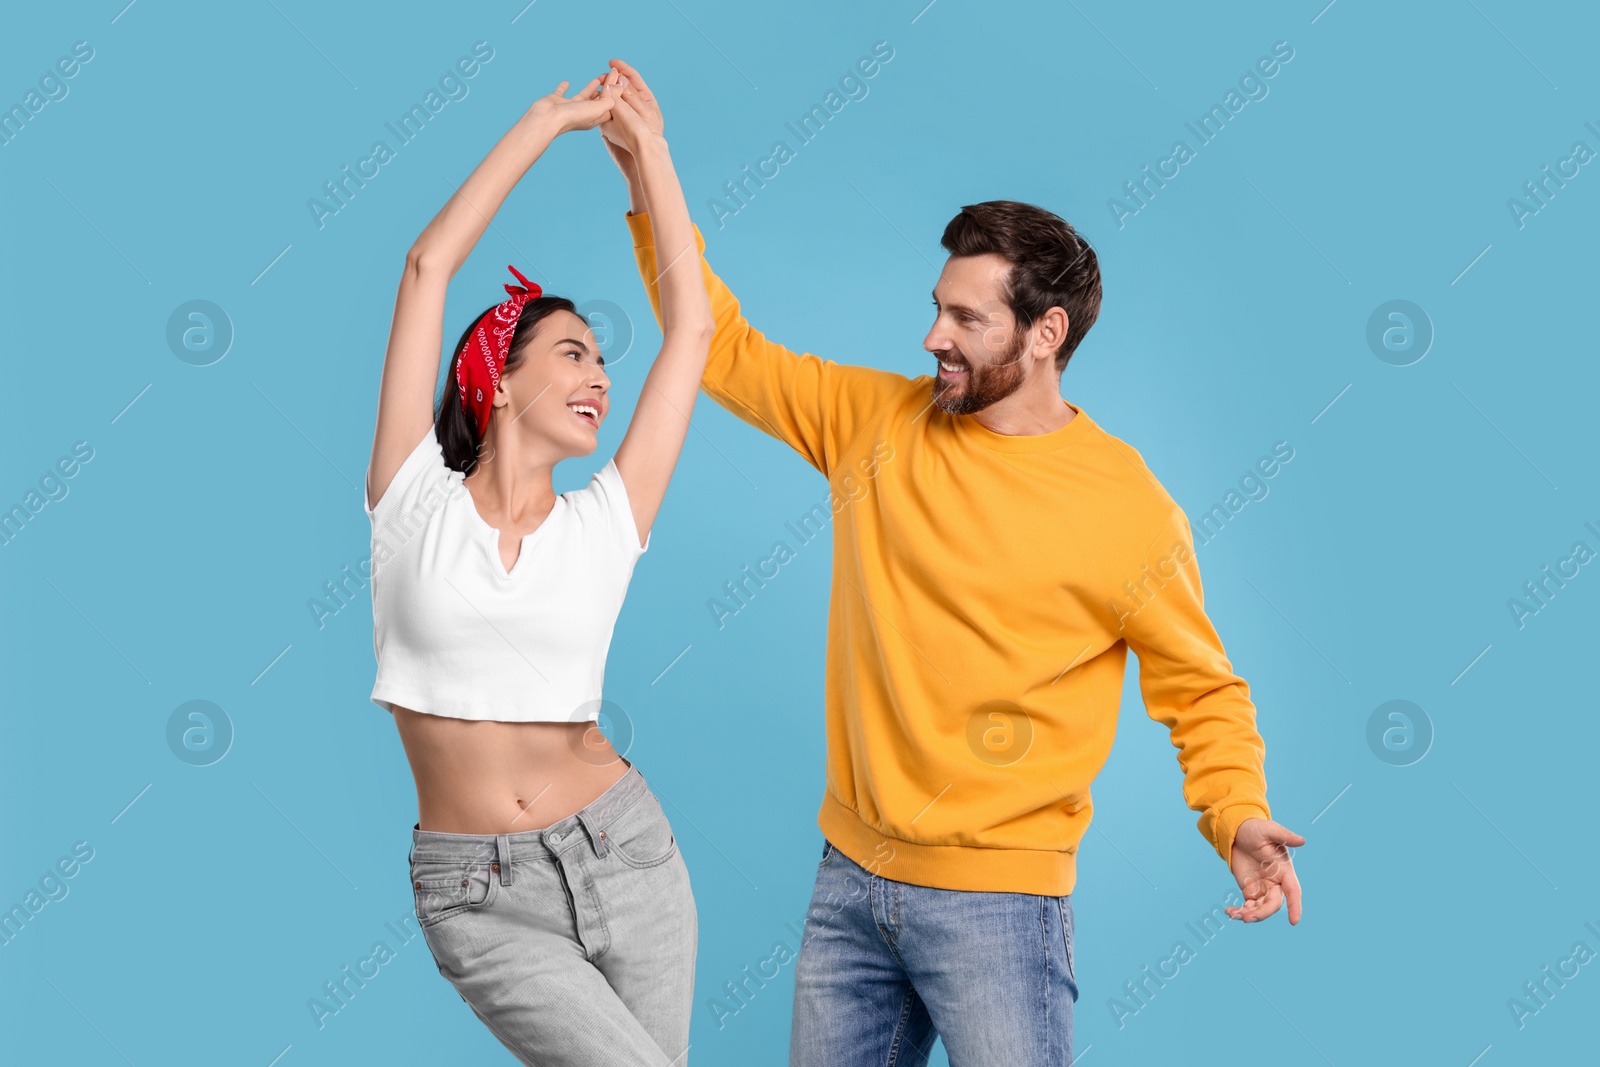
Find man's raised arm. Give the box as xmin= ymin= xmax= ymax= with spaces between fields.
xmin=623 ymin=209 xmax=911 ymax=476
xmin=597 ymin=61 xmax=907 ymax=474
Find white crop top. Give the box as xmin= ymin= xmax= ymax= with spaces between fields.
xmin=364 ymin=425 xmax=649 ymax=722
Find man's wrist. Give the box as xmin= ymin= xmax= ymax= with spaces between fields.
xmin=623 ymin=170 xmax=647 ymax=217
xmin=1214 ymin=803 xmax=1272 ymax=865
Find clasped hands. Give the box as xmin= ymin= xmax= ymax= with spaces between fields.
xmin=524 ymin=58 xmax=663 ymax=166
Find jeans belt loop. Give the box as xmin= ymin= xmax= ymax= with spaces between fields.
xmin=580 ymin=811 xmax=608 ymax=859
xmin=496 ymin=834 xmax=513 ymax=885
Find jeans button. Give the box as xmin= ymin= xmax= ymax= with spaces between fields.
xmin=551 ymin=831 xmax=564 ymax=843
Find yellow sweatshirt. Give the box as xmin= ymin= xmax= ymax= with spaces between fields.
xmin=626 ymin=211 xmax=1272 ymax=895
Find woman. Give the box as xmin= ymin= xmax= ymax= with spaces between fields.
xmin=363 ymin=66 xmax=712 ymax=1067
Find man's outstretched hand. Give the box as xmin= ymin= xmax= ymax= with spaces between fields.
xmin=1226 ymin=818 xmax=1305 ymax=925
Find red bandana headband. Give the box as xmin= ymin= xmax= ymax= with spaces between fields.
xmin=456 ymin=265 xmax=542 ymax=438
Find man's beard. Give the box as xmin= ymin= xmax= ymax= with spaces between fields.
xmin=932 ymin=325 xmax=1028 ymax=415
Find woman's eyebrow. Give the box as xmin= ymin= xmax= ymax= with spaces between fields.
xmin=555 ymin=337 xmax=604 ymax=366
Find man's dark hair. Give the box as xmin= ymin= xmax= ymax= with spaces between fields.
xmin=939 ymin=200 xmax=1102 ymax=371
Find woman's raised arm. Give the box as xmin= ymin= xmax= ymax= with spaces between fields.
xmin=366 ymin=78 xmax=617 ymax=512
xmin=601 ymin=64 xmax=716 ymax=546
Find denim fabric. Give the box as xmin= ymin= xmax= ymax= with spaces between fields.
xmin=409 ymin=764 xmax=697 ymax=1066
xmin=790 ymin=840 xmax=1078 ymax=1067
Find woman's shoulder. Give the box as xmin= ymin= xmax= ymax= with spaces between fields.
xmin=561 ymin=455 xmax=649 ymax=559
xmin=366 ymin=423 xmax=454 ymax=522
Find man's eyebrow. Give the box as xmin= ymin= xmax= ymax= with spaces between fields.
xmin=930 ymin=290 xmax=978 ymax=315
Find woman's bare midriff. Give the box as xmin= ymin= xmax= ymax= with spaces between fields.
xmin=391 ymin=704 xmax=631 ymax=834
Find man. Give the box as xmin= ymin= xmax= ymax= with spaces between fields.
xmin=601 ymin=59 xmax=1304 ymax=1067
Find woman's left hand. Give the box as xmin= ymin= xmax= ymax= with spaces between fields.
xmin=526 ymin=77 xmax=616 ymax=135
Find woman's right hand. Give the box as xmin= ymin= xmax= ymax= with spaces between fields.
xmin=525 ymin=76 xmax=617 ymax=135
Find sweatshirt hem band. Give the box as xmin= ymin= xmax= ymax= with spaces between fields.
xmin=818 ymin=791 xmax=1078 ymax=896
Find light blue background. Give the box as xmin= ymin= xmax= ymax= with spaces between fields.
xmin=3 ymin=1 xmax=1596 ymax=1064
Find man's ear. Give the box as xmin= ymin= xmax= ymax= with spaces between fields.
xmin=1033 ymin=306 xmax=1069 ymax=361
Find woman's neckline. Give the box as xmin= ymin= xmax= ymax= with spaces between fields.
xmin=458 ymin=476 xmax=564 ymax=579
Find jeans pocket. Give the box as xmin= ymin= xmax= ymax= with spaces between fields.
xmin=411 ymin=855 xmax=498 ymax=928
xmin=1057 ymin=896 xmax=1078 ymax=995
xmin=606 ymin=793 xmax=678 ymax=869
xmin=818 ymin=840 xmax=835 ymax=869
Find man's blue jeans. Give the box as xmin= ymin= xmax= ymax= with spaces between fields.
xmin=790 ymin=839 xmax=1079 ymax=1066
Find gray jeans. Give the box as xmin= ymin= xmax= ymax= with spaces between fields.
xmin=409 ymin=762 xmax=697 ymax=1065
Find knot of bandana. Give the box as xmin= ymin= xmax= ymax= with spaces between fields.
xmin=455 ymin=265 xmax=543 ymax=438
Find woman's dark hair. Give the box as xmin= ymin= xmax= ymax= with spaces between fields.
xmin=435 ymin=295 xmax=578 ymax=475
xmin=939 ymin=200 xmax=1102 ymax=371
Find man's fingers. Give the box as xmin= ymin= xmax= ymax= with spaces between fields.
xmin=610 ymin=92 xmax=638 ymax=123
xmin=1281 ymin=866 xmax=1304 ymax=925
xmin=612 ymin=69 xmax=659 ymax=120
xmin=1261 ymin=882 xmax=1283 ymax=919
xmin=608 ymin=58 xmax=655 ymax=100
xmin=1227 ymin=869 xmax=1299 ymax=923
xmin=1272 ymin=823 xmax=1307 ymax=848
xmin=1235 ymin=883 xmax=1282 ymax=923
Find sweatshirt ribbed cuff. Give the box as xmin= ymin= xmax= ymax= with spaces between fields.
xmin=1212 ymin=803 xmax=1271 ymax=866
xmin=626 ymin=208 xmax=704 ymax=256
